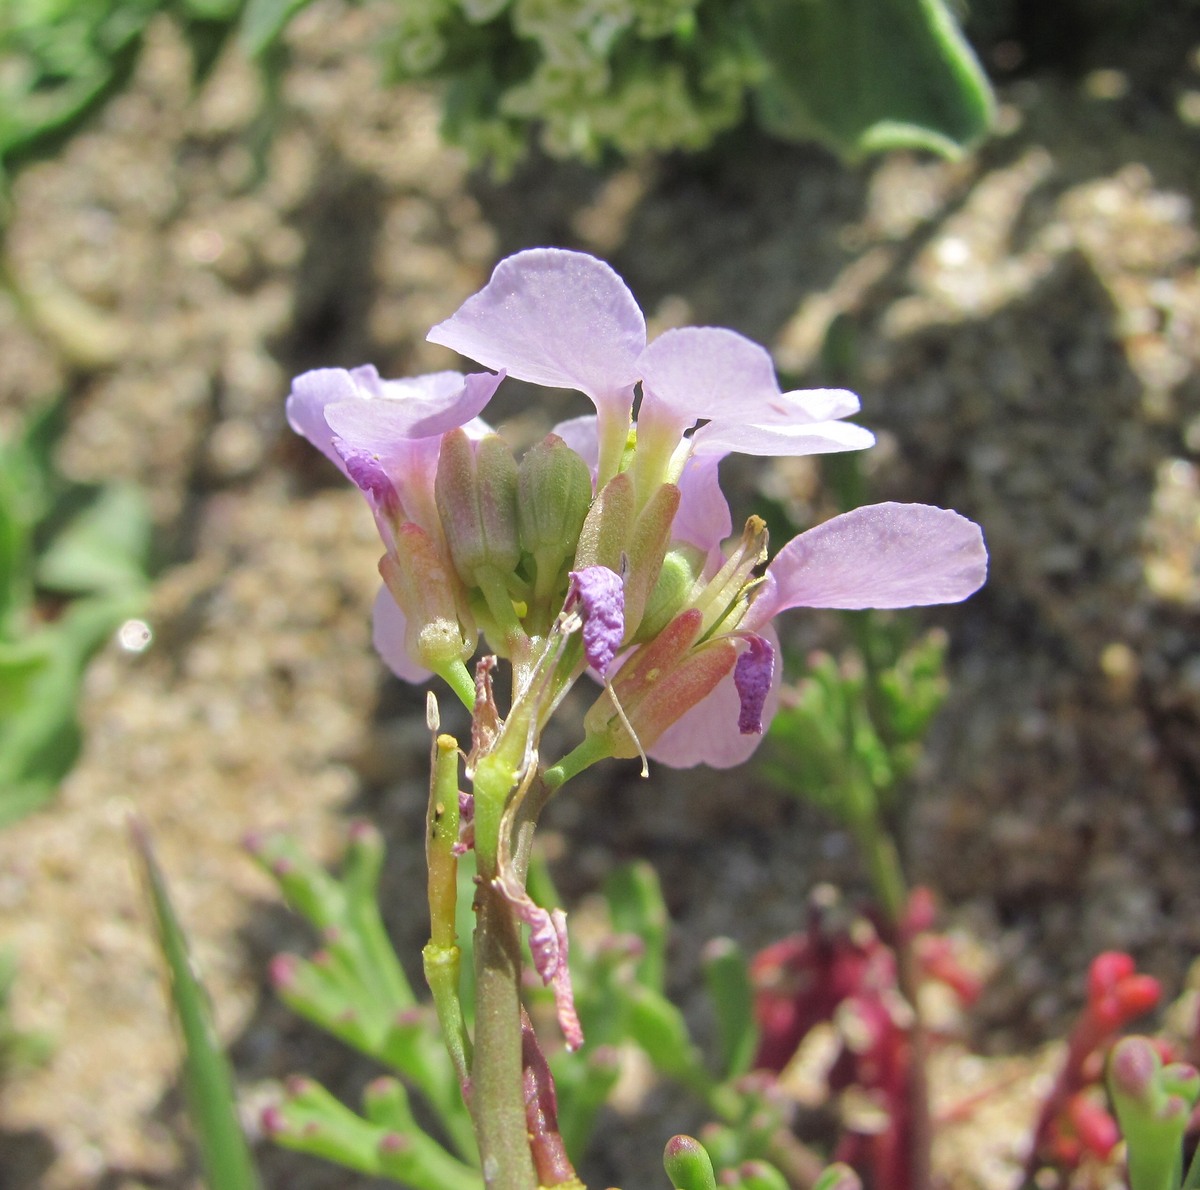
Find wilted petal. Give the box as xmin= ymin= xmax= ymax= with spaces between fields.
xmin=691 ymin=418 xmax=875 ymax=458
xmin=748 ymin=503 xmax=988 ymax=626
xmin=638 ymin=327 xmax=781 ymax=427
xmin=427 ymin=248 xmax=645 ymax=419
xmin=494 ymin=873 xmax=584 ymax=1050
xmin=649 ymin=626 xmax=782 ymax=769
xmin=567 ymin=566 xmax=624 ymax=676
xmin=371 ymin=586 xmax=432 ymax=683
xmin=734 ymin=634 xmax=775 ymax=734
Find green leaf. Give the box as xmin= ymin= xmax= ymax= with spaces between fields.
xmin=664 ymin=1135 xmax=718 ymax=1190
xmin=237 ymin=0 xmax=312 ymax=56
xmin=37 ymin=482 xmax=151 ymax=596
xmin=131 ymin=818 xmax=263 ymax=1190
xmin=749 ymin=0 xmax=994 ymax=160
xmin=0 ymin=595 xmax=138 ymax=823
xmin=701 ymin=937 xmax=757 ymax=1080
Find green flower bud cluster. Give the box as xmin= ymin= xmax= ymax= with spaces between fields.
xmin=433 ymin=430 xmax=599 ymax=657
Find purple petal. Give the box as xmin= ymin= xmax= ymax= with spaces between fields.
xmin=733 ymin=634 xmax=775 ymax=734
xmin=638 ymin=327 xmax=781 ymax=427
xmin=549 ymin=414 xmax=600 ymax=475
xmin=337 ymin=444 xmax=400 ymax=512
xmin=649 ymin=626 xmax=782 ymax=769
xmin=286 ymin=368 xmax=361 ymax=475
xmin=672 ymin=453 xmax=732 ymax=558
xmin=371 ymin=586 xmax=432 ymax=682
xmin=751 ymin=387 xmax=862 ymax=424
xmin=567 ymin=566 xmax=624 ymax=676
xmin=324 ymin=370 xmax=503 ymax=447
xmin=427 ymin=249 xmax=645 ymax=419
xmin=691 ymin=418 xmax=875 ymax=458
xmin=747 ymin=503 xmax=988 ymax=625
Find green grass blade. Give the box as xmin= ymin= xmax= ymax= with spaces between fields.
xmin=131 ymin=818 xmax=262 ymax=1190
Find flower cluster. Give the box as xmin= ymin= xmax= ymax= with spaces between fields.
xmin=287 ymin=248 xmax=987 ymax=773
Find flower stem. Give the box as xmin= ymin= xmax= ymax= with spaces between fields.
xmin=469 ymin=754 xmax=537 ymax=1190
xmin=852 ymin=806 xmax=931 ymax=1190
xmin=472 ymin=869 xmax=537 ymax=1190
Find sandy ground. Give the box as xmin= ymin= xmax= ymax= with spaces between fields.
xmin=1 ymin=4 xmax=1199 ymax=1188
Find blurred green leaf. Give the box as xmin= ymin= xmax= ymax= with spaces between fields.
xmin=750 ymin=0 xmax=993 ymax=159
xmin=0 ymin=0 xmax=156 ymax=173
xmin=37 ymin=482 xmax=151 ymax=596
xmin=238 ymin=0 xmax=311 ymax=56
xmin=701 ymin=938 xmax=757 ymax=1081
xmin=131 ymin=818 xmax=263 ymax=1190
xmin=0 ymin=593 xmax=139 ymax=823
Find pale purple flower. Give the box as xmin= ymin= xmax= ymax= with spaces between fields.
xmin=428 ymin=248 xmax=871 ymax=480
xmin=649 ymin=503 xmax=987 ymax=769
xmin=287 ymin=364 xmax=502 ymax=679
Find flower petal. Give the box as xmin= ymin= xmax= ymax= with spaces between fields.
xmin=371 ymin=585 xmax=432 ymax=683
xmin=672 ymin=453 xmax=732 ymax=559
xmin=648 ymin=626 xmax=782 ymax=769
xmin=690 ymin=418 xmax=875 ymax=458
xmin=324 ymin=370 xmax=503 ymax=447
xmin=427 ymin=249 xmax=645 ymax=418
xmin=753 ymin=387 xmax=861 ymax=424
xmin=638 ymin=326 xmax=782 ymax=426
xmin=748 ymin=503 xmax=988 ymax=624
xmin=549 ymin=413 xmax=600 ymax=475
xmin=286 ymin=368 xmax=361 ymax=474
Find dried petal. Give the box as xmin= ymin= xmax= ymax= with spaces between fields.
xmin=734 ymin=634 xmax=775 ymax=734
xmin=567 ymin=566 xmax=625 ymax=676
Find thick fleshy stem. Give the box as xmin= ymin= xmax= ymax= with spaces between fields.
xmin=470 ymin=751 xmax=537 ymax=1190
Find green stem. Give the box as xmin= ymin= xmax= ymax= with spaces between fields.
xmin=437 ymin=658 xmax=477 ymax=712
xmin=472 ymin=870 xmax=537 ymax=1190
xmin=544 ymin=733 xmax=613 ymax=791
xmin=467 ymin=754 xmax=536 ymax=1190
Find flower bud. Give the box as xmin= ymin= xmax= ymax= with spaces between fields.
xmin=518 ymin=434 xmax=593 ymax=611
xmin=574 ymin=471 xmax=634 ymax=572
xmin=434 ymin=428 xmax=520 ymax=589
xmin=380 ymin=528 xmax=472 ymax=670
xmin=584 ymin=608 xmax=738 ymax=756
xmin=622 ymin=482 xmax=680 ymax=641
xmin=636 ymin=546 xmax=704 ymax=643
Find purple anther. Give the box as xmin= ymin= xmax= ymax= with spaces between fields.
xmin=733 ymin=633 xmax=775 ymax=734
xmin=567 ymin=566 xmax=624 ymax=676
xmin=338 ymin=444 xmax=400 ymax=514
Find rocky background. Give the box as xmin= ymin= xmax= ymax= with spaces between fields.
xmin=1 ymin=4 xmax=1199 ymax=1187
